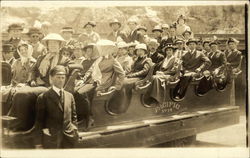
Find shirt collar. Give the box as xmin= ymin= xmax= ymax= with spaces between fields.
xmin=52 ymin=85 xmax=63 ymax=96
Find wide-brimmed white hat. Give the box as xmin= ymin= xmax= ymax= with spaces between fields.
xmin=95 ymin=40 xmax=118 ymax=56
xmin=42 ymin=33 xmax=65 ymax=42
xmin=135 ymin=43 xmax=147 ymax=51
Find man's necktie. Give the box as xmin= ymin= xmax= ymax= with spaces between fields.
xmin=59 ymin=90 xmax=64 ymax=108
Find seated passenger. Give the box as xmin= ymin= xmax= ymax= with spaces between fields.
xmin=81 ymin=43 xmax=99 ymax=74
xmin=60 ymin=45 xmax=74 ymax=59
xmin=202 ymin=39 xmax=211 ymax=56
xmin=127 ymin=41 xmax=139 ymax=60
xmin=150 ymin=44 xmax=180 ymax=103
xmin=174 ymin=39 xmax=185 ymax=60
xmin=11 ymin=42 xmax=36 ymax=86
xmin=70 ymin=42 xmax=85 ymax=65
xmin=196 ymin=41 xmax=227 ymax=94
xmin=30 ymin=33 xmax=70 ymax=87
xmin=2 ymin=43 xmax=16 ymax=66
xmin=147 ymin=38 xmax=164 ymax=64
xmin=174 ymin=38 xmax=211 ymax=99
xmin=224 ymin=38 xmax=242 ymax=77
xmin=74 ymin=40 xmax=125 ymax=129
xmin=116 ymin=42 xmax=134 ymax=74
xmin=27 ymin=27 xmax=47 ymax=59
xmin=125 ymin=43 xmax=153 ymax=84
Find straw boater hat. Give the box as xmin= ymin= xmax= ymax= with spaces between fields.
xmin=227 ymin=37 xmax=239 ymax=45
xmin=148 ymin=38 xmax=159 ymax=47
xmin=83 ymin=21 xmax=96 ymax=28
xmin=136 ymin=25 xmax=147 ymax=32
xmin=209 ymin=40 xmax=220 ymax=46
xmin=152 ymin=25 xmax=163 ymax=33
xmin=109 ymin=19 xmax=121 ymax=28
xmin=202 ymin=39 xmax=211 ymax=46
xmin=162 ymin=24 xmax=170 ymax=29
xmin=175 ymin=39 xmax=184 ymax=44
xmin=135 ymin=43 xmax=147 ymax=51
xmin=61 ymin=27 xmax=74 ymax=34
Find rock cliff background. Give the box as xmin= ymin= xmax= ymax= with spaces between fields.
xmin=1 ymin=4 xmax=245 ymax=36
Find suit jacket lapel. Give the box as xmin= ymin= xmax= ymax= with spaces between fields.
xmin=47 ymin=88 xmax=64 ymax=112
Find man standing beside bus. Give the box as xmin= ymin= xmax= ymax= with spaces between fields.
xmin=33 ymin=65 xmax=78 ymax=149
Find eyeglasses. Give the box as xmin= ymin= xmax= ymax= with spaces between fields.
xmin=31 ymin=35 xmax=39 ymax=38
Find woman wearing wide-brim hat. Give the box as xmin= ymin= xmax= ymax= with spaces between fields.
xmin=30 ymin=33 xmax=70 ymax=87
xmin=78 ymin=21 xmax=100 ymax=45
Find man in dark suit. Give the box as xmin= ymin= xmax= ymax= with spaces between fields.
xmin=33 ymin=65 xmax=78 ymax=149
xmin=174 ymin=38 xmax=211 ymax=99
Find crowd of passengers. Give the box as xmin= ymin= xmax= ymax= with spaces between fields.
xmin=2 ymin=15 xmax=243 ymax=132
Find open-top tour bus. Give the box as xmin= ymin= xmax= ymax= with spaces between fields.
xmin=1 ymin=34 xmax=245 ymax=148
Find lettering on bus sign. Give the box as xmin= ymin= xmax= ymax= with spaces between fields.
xmin=154 ymin=102 xmax=186 ymax=114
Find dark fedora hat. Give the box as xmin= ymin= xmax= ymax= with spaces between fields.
xmin=163 ymin=43 xmax=175 ymax=52
xmin=7 ymin=23 xmax=23 ymax=32
xmin=2 ymin=43 xmax=15 ymax=53
xmin=186 ymin=38 xmax=197 ymax=45
xmin=27 ymin=27 xmax=42 ymax=36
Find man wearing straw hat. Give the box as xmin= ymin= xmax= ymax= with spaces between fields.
xmin=107 ymin=19 xmax=127 ymax=42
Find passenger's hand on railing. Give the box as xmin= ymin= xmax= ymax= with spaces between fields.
xmin=30 ymin=80 xmax=37 ymax=87
xmin=35 ymin=144 xmax=43 ymax=149
xmin=75 ymin=80 xmax=85 ymax=87
xmin=108 ymin=86 xmax=117 ymax=92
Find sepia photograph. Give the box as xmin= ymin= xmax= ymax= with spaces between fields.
xmin=0 ymin=1 xmax=249 ymax=158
